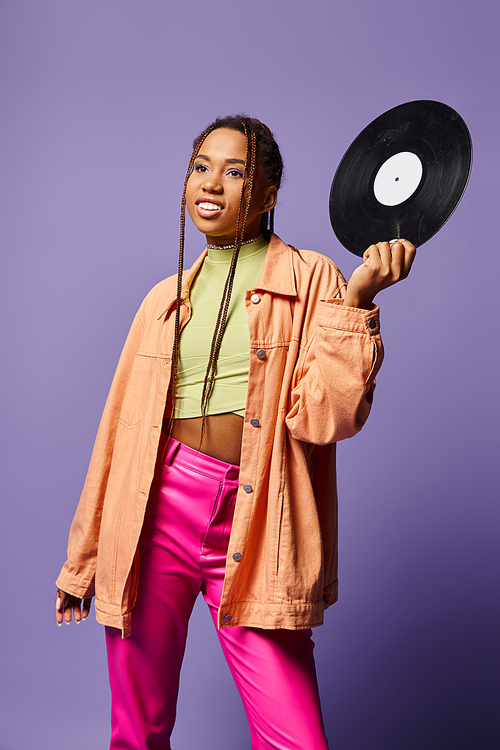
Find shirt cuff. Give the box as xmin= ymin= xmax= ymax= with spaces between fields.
xmin=317 ymin=298 xmax=380 ymax=336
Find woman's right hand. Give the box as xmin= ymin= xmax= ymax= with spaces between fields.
xmin=55 ymin=588 xmax=93 ymax=626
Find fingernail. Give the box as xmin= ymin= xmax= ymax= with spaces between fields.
xmin=57 ymin=621 xmax=62 ymax=627
xmin=56 ymin=597 xmax=61 ymax=610
xmin=65 ymin=619 xmax=70 ymax=625
xmin=76 ymin=619 xmax=81 ymax=624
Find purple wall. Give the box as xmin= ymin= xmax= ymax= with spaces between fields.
xmin=1 ymin=1 xmax=498 ymax=748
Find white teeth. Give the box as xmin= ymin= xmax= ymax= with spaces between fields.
xmin=198 ymin=202 xmax=221 ymax=211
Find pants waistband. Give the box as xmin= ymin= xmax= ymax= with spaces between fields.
xmin=158 ymin=432 xmax=240 ymax=484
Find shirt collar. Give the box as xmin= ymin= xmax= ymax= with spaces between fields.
xmin=253 ymin=233 xmax=297 ymax=296
xmin=158 ymin=233 xmax=297 ymax=319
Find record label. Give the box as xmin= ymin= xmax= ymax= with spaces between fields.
xmin=373 ymin=151 xmax=423 ymax=206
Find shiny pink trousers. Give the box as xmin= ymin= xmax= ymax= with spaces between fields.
xmin=106 ymin=435 xmax=329 ymax=749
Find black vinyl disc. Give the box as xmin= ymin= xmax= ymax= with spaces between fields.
xmin=329 ymin=100 xmax=472 ymax=256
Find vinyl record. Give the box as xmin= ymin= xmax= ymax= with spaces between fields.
xmin=329 ymin=100 xmax=472 ymax=256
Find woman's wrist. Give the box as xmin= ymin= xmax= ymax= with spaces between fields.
xmin=343 ymin=290 xmax=374 ymax=310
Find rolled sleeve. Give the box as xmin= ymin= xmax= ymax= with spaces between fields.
xmin=285 ymin=300 xmax=383 ymax=445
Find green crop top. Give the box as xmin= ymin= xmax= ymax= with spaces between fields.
xmin=174 ymin=236 xmax=269 ymax=419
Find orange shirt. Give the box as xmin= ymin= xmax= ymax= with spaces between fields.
xmin=56 ymin=234 xmax=383 ymax=637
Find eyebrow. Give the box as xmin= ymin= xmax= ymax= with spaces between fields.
xmin=196 ymin=154 xmax=246 ymax=166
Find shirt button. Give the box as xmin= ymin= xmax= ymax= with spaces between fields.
xmin=256 ymin=349 xmax=266 ymax=359
xmin=250 ymin=293 xmax=261 ymax=304
xmin=368 ymin=318 xmax=377 ymax=330
xmin=232 ymin=552 xmax=242 ymax=561
xmin=243 ymin=484 xmax=253 ymax=493
xmin=224 ymin=614 xmax=232 ymax=623
xmin=250 ymin=418 xmax=260 ymax=427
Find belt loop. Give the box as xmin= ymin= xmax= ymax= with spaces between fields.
xmin=164 ymin=438 xmax=182 ymax=467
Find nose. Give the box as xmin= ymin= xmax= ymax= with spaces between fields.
xmin=201 ymin=172 xmax=223 ymax=193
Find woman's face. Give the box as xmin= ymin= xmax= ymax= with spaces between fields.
xmin=186 ymin=127 xmax=277 ymax=246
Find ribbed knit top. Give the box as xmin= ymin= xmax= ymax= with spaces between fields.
xmin=174 ymin=236 xmax=269 ymax=418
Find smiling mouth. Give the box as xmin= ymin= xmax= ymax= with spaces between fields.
xmin=197 ymin=201 xmax=222 ymax=212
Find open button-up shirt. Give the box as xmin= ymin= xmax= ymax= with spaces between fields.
xmin=57 ymin=234 xmax=383 ymax=637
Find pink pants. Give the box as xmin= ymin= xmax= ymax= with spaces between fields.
xmin=106 ymin=435 xmax=329 ymax=749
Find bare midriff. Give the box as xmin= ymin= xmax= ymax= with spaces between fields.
xmin=163 ymin=413 xmax=244 ymax=466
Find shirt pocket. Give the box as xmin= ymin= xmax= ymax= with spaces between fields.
xmin=118 ymin=352 xmax=156 ymax=429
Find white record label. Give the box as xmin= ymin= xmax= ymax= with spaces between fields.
xmin=373 ymin=151 xmax=423 ymax=206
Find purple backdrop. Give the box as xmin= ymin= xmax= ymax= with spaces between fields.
xmin=1 ymin=1 xmax=498 ymax=748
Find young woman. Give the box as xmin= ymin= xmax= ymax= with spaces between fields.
xmin=55 ymin=116 xmax=416 ymax=749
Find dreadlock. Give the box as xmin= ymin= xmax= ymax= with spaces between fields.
xmin=164 ymin=116 xmax=284 ymax=449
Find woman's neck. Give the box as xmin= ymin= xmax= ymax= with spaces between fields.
xmin=205 ymin=233 xmax=263 ymax=250
xmin=205 ymin=235 xmax=269 ymax=264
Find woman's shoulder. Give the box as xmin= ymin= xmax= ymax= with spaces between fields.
xmin=292 ymin=245 xmax=342 ymax=272
xmin=145 ymin=273 xmax=177 ymax=300
xmin=141 ymin=247 xmax=207 ymax=312
xmin=126 ymin=273 xmax=180 ymax=330
xmin=272 ymin=234 xmax=342 ymax=273
xmin=274 ymin=235 xmax=347 ymax=291
xmin=135 ymin=251 xmax=205 ymax=322
xmin=138 ymin=275 xmax=176 ymax=312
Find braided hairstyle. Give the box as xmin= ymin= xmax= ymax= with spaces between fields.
xmin=165 ymin=115 xmax=284 ymax=447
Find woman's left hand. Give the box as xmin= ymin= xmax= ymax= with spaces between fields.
xmin=343 ymin=239 xmax=416 ymax=310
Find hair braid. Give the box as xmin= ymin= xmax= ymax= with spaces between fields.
xmin=163 ymin=123 xmax=218 ymax=442
xmin=198 ymin=126 xmax=257 ymax=448
xmin=166 ymin=115 xmax=282 ymax=451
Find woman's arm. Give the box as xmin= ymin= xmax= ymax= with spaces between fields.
xmin=55 ymin=305 xmax=147 ymax=606
xmin=285 ymin=240 xmax=415 ymax=445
